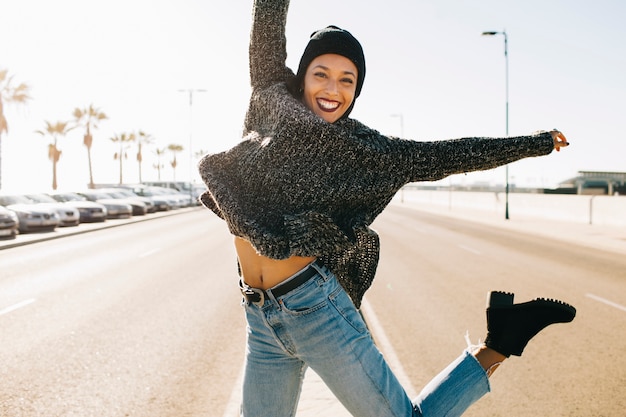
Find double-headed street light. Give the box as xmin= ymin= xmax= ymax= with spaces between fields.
xmin=481 ymin=30 xmax=510 ymax=220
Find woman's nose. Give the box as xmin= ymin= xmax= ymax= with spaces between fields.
xmin=325 ymin=79 xmax=339 ymax=95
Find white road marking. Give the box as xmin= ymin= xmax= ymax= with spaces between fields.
xmin=586 ymin=293 xmax=626 ymax=313
xmin=458 ymin=244 xmax=481 ymax=255
xmin=223 ymin=367 xmax=244 ymax=417
xmin=361 ymin=298 xmax=418 ymax=398
xmin=139 ymin=248 xmax=161 ymax=258
xmin=0 ymin=298 xmax=36 ymax=316
xmin=223 ymin=297 xmax=418 ymax=417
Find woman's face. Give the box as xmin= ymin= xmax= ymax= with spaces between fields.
xmin=302 ymin=54 xmax=358 ymax=123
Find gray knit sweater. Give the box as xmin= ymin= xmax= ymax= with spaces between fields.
xmin=198 ymin=0 xmax=554 ymax=307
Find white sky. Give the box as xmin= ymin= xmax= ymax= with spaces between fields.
xmin=1 ymin=0 xmax=624 ymax=192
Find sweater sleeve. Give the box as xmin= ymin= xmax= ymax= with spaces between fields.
xmin=343 ymin=119 xmax=555 ymax=184
xmin=249 ymin=0 xmax=294 ymax=89
xmin=405 ymin=133 xmax=555 ymax=181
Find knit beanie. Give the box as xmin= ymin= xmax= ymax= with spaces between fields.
xmin=292 ymin=25 xmax=366 ymax=119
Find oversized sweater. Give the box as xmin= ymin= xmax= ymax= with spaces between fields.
xmin=198 ymin=0 xmax=555 ymax=307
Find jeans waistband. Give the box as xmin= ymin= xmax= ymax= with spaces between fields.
xmin=240 ymin=260 xmax=323 ymax=306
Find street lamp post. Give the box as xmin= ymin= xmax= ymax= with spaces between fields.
xmin=178 ymin=88 xmax=206 ymax=202
xmin=482 ymin=30 xmax=510 ymax=219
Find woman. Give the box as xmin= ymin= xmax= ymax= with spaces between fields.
xmin=198 ymin=1 xmax=575 ymax=416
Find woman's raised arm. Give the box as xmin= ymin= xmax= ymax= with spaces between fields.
xmin=249 ymin=0 xmax=294 ymax=89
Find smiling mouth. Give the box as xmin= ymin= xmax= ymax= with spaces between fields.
xmin=316 ymin=98 xmax=340 ymax=112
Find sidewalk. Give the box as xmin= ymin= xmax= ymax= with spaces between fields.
xmin=0 ymin=207 xmax=198 ymax=250
xmin=399 ymin=199 xmax=626 ymax=256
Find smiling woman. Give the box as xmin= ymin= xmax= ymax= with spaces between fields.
xmin=292 ymin=24 xmax=366 ymax=122
xmin=301 ymin=54 xmax=358 ymax=123
xmin=196 ymin=1 xmax=575 ymax=416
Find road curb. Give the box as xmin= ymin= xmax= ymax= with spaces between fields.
xmin=0 ymin=207 xmax=203 ymax=250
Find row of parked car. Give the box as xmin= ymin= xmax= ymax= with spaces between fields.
xmin=0 ymin=184 xmax=202 ymax=239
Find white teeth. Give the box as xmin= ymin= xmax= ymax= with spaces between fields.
xmin=318 ymin=99 xmax=339 ymax=110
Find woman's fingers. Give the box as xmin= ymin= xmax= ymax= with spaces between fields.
xmin=551 ymin=129 xmax=569 ymax=152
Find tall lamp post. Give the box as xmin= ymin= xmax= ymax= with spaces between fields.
xmin=481 ymin=30 xmax=510 ymax=220
xmin=178 ymin=88 xmax=206 ymax=202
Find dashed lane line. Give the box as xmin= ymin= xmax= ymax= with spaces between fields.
xmin=0 ymin=298 xmax=36 ymax=316
xmin=458 ymin=244 xmax=482 ymax=255
xmin=586 ymin=293 xmax=626 ymax=313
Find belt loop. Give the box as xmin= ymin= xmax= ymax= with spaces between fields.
xmin=265 ymin=289 xmax=281 ymax=310
xmin=311 ymin=260 xmax=329 ymax=281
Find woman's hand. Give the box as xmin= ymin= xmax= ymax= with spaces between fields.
xmin=551 ymin=129 xmax=569 ymax=152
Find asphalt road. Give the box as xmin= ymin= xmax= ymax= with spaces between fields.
xmin=369 ymin=205 xmax=626 ymax=417
xmin=1 ymin=206 xmax=624 ymax=416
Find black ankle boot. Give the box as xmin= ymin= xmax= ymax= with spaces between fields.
xmin=484 ymin=291 xmax=576 ymax=357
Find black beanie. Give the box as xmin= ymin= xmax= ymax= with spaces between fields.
xmin=295 ymin=25 xmax=366 ymax=99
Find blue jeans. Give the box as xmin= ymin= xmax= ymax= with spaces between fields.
xmin=241 ymin=263 xmax=491 ymax=417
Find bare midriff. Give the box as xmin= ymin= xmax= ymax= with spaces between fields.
xmin=234 ymin=236 xmax=316 ymax=290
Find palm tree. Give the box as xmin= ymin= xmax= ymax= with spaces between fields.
xmin=194 ymin=149 xmax=207 ymax=160
xmin=167 ymin=144 xmax=184 ymax=181
xmin=72 ymin=104 xmax=108 ymax=189
xmin=111 ymin=132 xmax=136 ymax=184
xmin=0 ymin=68 xmax=32 ymax=189
xmin=35 ymin=121 xmax=75 ymax=190
xmin=153 ymin=147 xmax=166 ymax=180
xmin=135 ymin=131 xmax=155 ymax=183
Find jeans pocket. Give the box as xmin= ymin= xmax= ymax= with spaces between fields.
xmin=280 ymin=278 xmax=328 ymax=315
xmin=328 ymin=286 xmax=368 ymax=335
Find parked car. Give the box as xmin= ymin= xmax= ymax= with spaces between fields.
xmin=145 ymin=185 xmax=195 ymax=208
xmin=99 ymin=188 xmax=157 ymax=213
xmin=115 ymin=185 xmax=178 ymax=211
xmin=154 ymin=186 xmax=195 ymax=208
xmin=23 ymin=193 xmax=80 ymax=227
xmin=47 ymin=191 xmax=108 ymax=223
xmin=0 ymin=194 xmax=60 ymax=233
xmin=75 ymin=190 xmax=133 ymax=219
xmin=0 ymin=205 xmax=19 ymax=239
xmin=142 ymin=181 xmax=204 ymax=204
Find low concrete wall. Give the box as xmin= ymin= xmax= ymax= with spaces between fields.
xmin=394 ymin=188 xmax=626 ymax=227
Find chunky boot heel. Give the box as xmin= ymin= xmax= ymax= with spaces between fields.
xmin=484 ymin=292 xmax=576 ymax=357
xmin=488 ymin=291 xmax=514 ymax=308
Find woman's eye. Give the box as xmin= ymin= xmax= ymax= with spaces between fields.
xmin=314 ymin=71 xmax=327 ymax=78
xmin=341 ymin=78 xmax=354 ymax=84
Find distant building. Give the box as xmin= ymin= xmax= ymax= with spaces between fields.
xmin=410 ymin=171 xmax=626 ymax=196
xmin=548 ymin=171 xmax=626 ymax=195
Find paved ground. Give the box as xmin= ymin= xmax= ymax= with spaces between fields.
xmin=300 ymin=200 xmax=626 ymax=416
xmin=3 ymin=202 xmax=625 ymax=417
xmin=299 ymin=199 xmax=626 ymax=417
